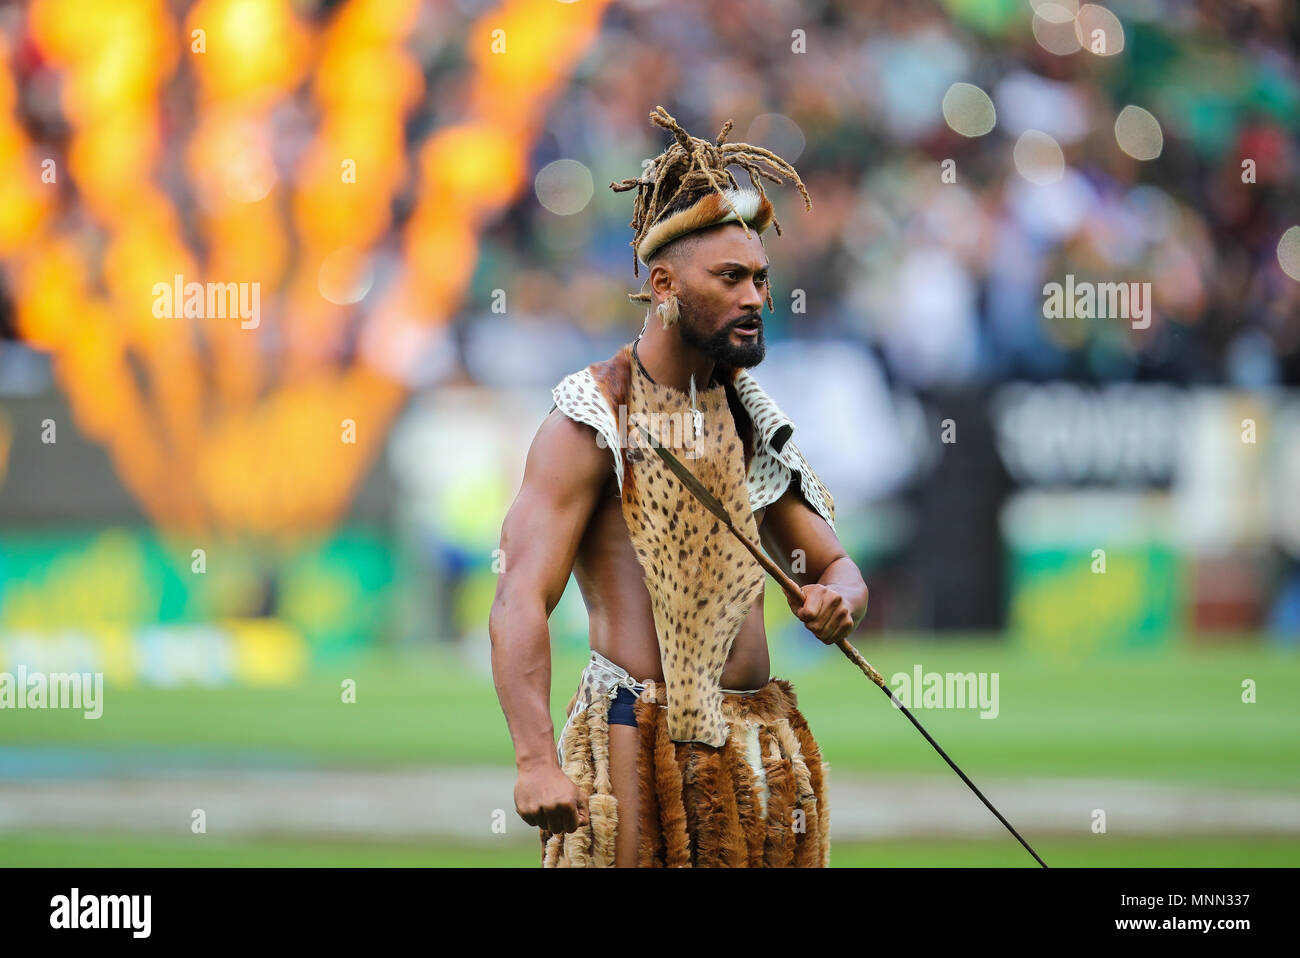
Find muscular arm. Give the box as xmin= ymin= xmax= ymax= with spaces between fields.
xmin=489 ymin=409 xmax=609 ymax=830
xmin=759 ymin=478 xmax=869 ymax=643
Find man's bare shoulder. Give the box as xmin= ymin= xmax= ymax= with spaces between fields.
xmin=523 ymin=408 xmax=614 ymax=492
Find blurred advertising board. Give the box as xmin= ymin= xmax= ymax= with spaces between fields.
xmin=992 ymin=384 xmax=1299 ymax=650
xmin=0 ymin=526 xmax=395 ymax=685
xmin=1002 ymin=490 xmax=1182 ymax=653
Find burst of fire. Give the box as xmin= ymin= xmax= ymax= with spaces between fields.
xmin=1 ymin=0 xmax=611 ymax=539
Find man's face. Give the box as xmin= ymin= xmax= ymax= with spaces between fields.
xmin=665 ymin=223 xmax=769 ymax=368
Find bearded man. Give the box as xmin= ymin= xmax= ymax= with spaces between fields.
xmin=489 ymin=105 xmax=869 ymax=867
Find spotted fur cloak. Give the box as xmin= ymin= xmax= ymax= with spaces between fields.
xmin=549 ymin=342 xmax=836 ymax=745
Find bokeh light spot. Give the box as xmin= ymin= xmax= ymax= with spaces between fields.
xmin=1032 ymin=3 xmax=1082 ymax=56
xmin=1013 ymin=130 xmax=1065 ymax=184
xmin=534 ymin=158 xmax=594 ymax=215
xmin=1075 ymin=4 xmax=1125 ymax=56
xmin=1278 ymin=226 xmax=1300 ymax=282
xmin=744 ymin=113 xmax=806 ymax=164
xmin=1115 ymin=105 xmax=1163 ymax=161
xmin=942 ymin=82 xmax=997 ymax=137
xmin=318 ymin=246 xmax=374 ymax=305
xmin=222 ymin=144 xmax=276 ymax=204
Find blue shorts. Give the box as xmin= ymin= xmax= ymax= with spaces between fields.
xmin=608 ymin=686 xmax=640 ymax=728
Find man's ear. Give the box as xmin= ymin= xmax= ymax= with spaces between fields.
xmin=648 ymin=260 xmax=677 ymax=301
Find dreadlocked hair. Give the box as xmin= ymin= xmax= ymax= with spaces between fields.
xmin=609 ymin=105 xmax=812 ymax=311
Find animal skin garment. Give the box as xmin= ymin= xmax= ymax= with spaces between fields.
xmin=619 ymin=356 xmax=765 ymax=746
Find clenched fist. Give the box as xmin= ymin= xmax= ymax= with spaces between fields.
xmin=514 ymin=761 xmax=589 ymax=834
xmin=788 ymin=583 xmax=855 ymax=645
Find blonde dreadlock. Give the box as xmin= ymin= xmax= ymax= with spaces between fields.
xmin=609 ymin=105 xmax=812 ymax=314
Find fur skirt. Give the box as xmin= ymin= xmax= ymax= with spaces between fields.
xmin=540 ymin=677 xmax=830 ymax=867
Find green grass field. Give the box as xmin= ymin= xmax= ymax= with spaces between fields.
xmin=2 ymin=637 xmax=1298 ymax=866
xmin=4 ymin=638 xmax=1296 ymax=785
xmin=4 ymin=832 xmax=1299 ymax=867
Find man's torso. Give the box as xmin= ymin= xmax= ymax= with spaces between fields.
xmin=550 ymin=342 xmax=836 ymax=696
xmin=570 ymin=433 xmax=773 ymax=692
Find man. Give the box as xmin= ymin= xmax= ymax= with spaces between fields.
xmin=489 ymin=106 xmax=869 ymax=867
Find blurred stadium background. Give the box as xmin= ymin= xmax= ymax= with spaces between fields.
xmin=0 ymin=0 xmax=1298 ymax=866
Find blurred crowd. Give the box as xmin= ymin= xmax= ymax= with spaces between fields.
xmin=454 ymin=0 xmax=1300 ymax=393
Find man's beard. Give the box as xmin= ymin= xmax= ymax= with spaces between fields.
xmin=675 ymin=291 xmax=765 ymax=369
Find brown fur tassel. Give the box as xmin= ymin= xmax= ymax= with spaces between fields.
xmin=634 ymin=692 xmax=665 ymax=867
xmin=774 ymin=718 xmax=820 ymax=867
xmin=724 ymin=728 xmax=766 ymax=866
xmin=558 ymin=704 xmax=593 ymax=867
xmin=653 ymin=703 xmax=692 ymax=867
xmin=542 ymin=676 xmax=830 ymax=868
xmin=759 ymin=728 xmax=798 ymax=866
xmin=587 ymin=702 xmax=618 ymax=867
xmin=683 ymin=744 xmax=746 ymax=867
xmin=789 ymin=710 xmax=832 ymax=867
xmin=676 ymin=743 xmax=702 ymax=862
xmin=710 ymin=744 xmax=748 ymax=867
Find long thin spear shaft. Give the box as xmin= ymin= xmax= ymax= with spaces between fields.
xmin=633 ymin=422 xmax=1049 ymax=868
xmin=731 ymin=519 xmax=1049 ymax=869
